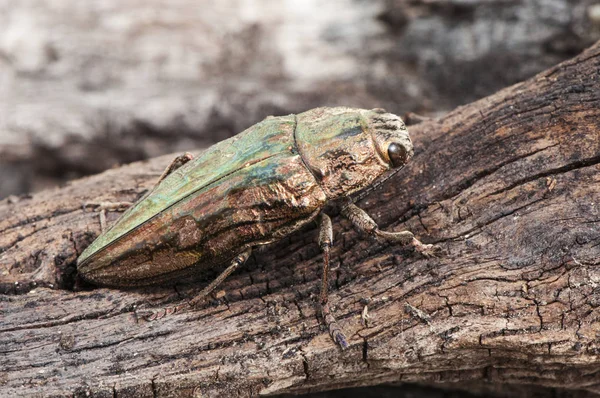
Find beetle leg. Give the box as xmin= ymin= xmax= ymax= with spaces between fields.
xmin=139 ymin=248 xmax=252 ymax=321
xmin=188 ymin=248 xmax=251 ymax=307
xmin=82 ymin=153 xmax=194 ymax=232
xmin=318 ymin=213 xmax=349 ymax=349
xmin=133 ymin=152 xmax=195 ymax=208
xmin=82 ymin=201 xmax=133 ymax=232
xmin=340 ymin=202 xmax=437 ymax=256
xmin=156 ymin=152 xmax=194 ymax=184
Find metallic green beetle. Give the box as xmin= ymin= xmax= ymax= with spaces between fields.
xmin=77 ymin=107 xmax=432 ymax=348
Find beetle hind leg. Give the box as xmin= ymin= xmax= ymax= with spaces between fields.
xmin=82 ymin=153 xmax=194 ymax=232
xmin=318 ymin=213 xmax=349 ymax=349
xmin=156 ymin=152 xmax=194 ymax=184
xmin=341 ymin=202 xmax=438 ymax=257
xmin=138 ymin=248 xmax=252 ymax=321
xmin=140 ymin=152 xmax=195 ymax=199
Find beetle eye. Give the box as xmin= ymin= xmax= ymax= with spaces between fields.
xmin=387 ymin=143 xmax=409 ymax=167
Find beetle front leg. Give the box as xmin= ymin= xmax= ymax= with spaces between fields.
xmin=139 ymin=248 xmax=252 ymax=321
xmin=340 ymin=202 xmax=436 ymax=256
xmin=318 ymin=213 xmax=349 ymax=349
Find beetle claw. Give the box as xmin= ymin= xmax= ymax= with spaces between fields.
xmin=321 ymin=301 xmax=350 ymax=350
xmin=134 ymin=308 xmax=157 ymax=322
xmin=135 ymin=306 xmax=179 ymax=322
xmin=412 ymin=238 xmax=441 ymax=258
xmin=333 ymin=330 xmax=349 ymax=350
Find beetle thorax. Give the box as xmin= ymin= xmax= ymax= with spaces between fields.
xmin=294 ymin=107 xmax=393 ymax=199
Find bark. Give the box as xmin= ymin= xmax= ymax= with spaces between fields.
xmin=1 ymin=0 xmax=599 ymax=198
xmin=1 ymin=41 xmax=600 ymax=398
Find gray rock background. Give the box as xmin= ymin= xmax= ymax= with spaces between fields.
xmin=1 ymin=0 xmax=598 ymax=198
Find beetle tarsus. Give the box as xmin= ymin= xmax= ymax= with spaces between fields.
xmin=136 ymin=306 xmax=179 ymax=322
xmin=321 ymin=301 xmax=349 ymax=349
xmin=361 ymin=304 xmax=370 ymax=327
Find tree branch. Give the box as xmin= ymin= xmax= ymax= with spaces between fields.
xmin=1 ymin=42 xmax=600 ymax=397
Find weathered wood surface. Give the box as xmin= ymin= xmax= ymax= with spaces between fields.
xmin=1 ymin=42 xmax=600 ymax=397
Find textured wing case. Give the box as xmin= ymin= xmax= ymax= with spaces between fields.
xmin=78 ymin=115 xmax=327 ymax=286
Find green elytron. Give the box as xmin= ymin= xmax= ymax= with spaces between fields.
xmin=77 ymin=107 xmax=432 ymax=348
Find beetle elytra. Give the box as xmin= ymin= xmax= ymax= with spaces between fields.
xmin=77 ymin=107 xmax=433 ymax=348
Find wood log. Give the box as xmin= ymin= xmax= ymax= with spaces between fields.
xmin=1 ymin=41 xmax=600 ymax=397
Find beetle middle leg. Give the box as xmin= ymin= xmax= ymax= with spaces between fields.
xmin=139 ymin=248 xmax=252 ymax=321
xmin=318 ymin=213 xmax=349 ymax=349
xmin=341 ymin=202 xmax=436 ymax=256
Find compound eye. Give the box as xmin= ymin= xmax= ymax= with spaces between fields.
xmin=387 ymin=143 xmax=409 ymax=167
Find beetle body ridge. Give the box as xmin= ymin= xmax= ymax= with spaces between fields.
xmin=77 ymin=107 xmax=412 ymax=287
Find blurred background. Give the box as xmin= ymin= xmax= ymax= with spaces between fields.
xmin=1 ymin=0 xmax=599 ymax=199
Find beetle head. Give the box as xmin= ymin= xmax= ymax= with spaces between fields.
xmin=367 ymin=109 xmax=414 ymax=169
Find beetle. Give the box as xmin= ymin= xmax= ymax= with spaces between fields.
xmin=77 ymin=107 xmax=433 ymax=348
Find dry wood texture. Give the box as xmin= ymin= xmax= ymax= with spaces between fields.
xmin=1 ymin=42 xmax=600 ymax=397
